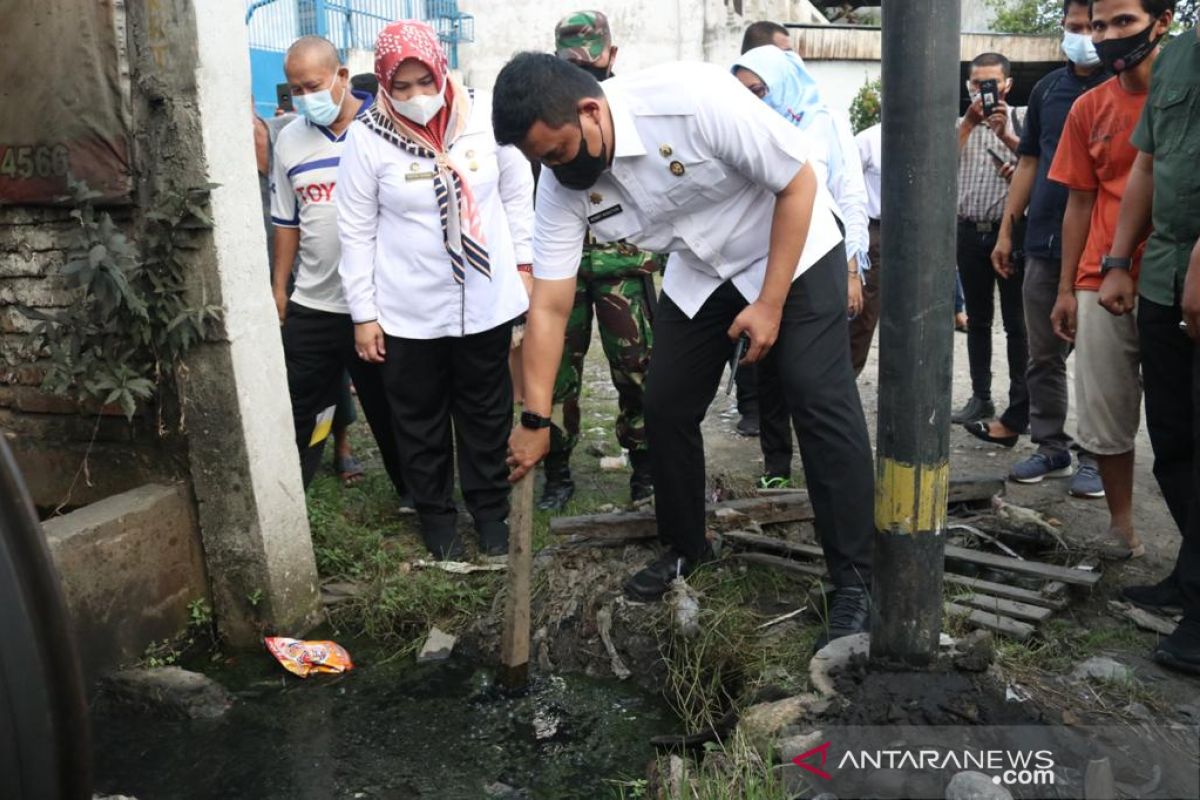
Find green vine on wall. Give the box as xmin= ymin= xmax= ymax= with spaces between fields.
xmin=18 ymin=180 xmax=223 ymax=429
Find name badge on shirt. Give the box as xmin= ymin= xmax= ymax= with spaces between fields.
xmin=587 ymin=204 xmax=623 ymax=225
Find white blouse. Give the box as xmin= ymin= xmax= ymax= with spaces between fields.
xmin=336 ymin=89 xmax=534 ymax=339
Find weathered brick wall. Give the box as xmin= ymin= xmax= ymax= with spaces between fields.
xmin=0 ymin=206 xmax=184 ymax=511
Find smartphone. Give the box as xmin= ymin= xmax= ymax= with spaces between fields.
xmin=725 ymin=334 xmax=751 ymax=396
xmin=276 ymin=82 xmax=294 ymax=113
xmin=979 ymin=78 xmax=999 ymax=116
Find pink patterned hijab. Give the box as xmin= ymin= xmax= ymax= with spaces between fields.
xmin=369 ymin=21 xmax=489 ymax=282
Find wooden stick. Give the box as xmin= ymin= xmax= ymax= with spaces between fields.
xmin=943 ymin=573 xmax=1067 ymax=610
xmin=550 ymin=492 xmax=815 ymax=544
xmin=944 ymin=601 xmax=1034 ymax=640
xmin=499 ymin=472 xmax=535 ymax=689
xmin=954 ymin=592 xmax=1053 ymax=623
xmin=733 ymin=551 xmax=826 ymax=579
xmin=944 ymin=544 xmax=1100 ymax=587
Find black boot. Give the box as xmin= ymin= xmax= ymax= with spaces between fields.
xmin=538 ymin=454 xmax=575 ymax=511
xmin=477 ymin=519 xmax=509 ymax=557
xmin=629 ymin=450 xmax=654 ymax=503
xmin=624 ymin=547 xmax=713 ymax=602
xmin=1154 ymin=617 xmax=1200 ymax=675
xmin=420 ymin=512 xmax=465 ymax=561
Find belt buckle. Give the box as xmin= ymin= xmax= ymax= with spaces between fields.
xmin=975 ymin=221 xmax=993 ymax=234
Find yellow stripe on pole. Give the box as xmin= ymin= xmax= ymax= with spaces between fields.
xmin=874 ymin=458 xmax=950 ymax=534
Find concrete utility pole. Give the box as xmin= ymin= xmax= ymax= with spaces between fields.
xmin=870 ymin=0 xmax=961 ymax=665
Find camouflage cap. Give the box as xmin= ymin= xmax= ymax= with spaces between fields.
xmin=555 ymin=11 xmax=612 ymax=64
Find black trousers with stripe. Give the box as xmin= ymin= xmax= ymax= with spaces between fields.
xmin=380 ymin=321 xmax=514 ymax=538
xmin=644 ymin=244 xmax=874 ymax=588
xmin=281 ymin=302 xmax=406 ymax=493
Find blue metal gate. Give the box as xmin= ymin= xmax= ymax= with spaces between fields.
xmin=245 ymin=0 xmax=474 ymax=117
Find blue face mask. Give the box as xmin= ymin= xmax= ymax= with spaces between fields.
xmin=294 ymin=74 xmax=345 ymax=127
xmin=1061 ymin=31 xmax=1101 ymax=68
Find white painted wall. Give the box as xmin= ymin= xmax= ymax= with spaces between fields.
xmin=806 ymin=60 xmax=881 ymax=117
xmin=456 ymin=0 xmax=827 ymax=89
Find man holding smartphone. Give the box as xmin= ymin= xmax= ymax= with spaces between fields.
xmin=954 ymin=53 xmax=1029 ymax=446
xmin=989 ymin=1 xmax=1109 ymax=496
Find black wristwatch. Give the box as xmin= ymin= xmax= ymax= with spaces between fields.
xmin=1100 ymin=254 xmax=1133 ymax=275
xmin=520 ymin=411 xmax=552 ymax=431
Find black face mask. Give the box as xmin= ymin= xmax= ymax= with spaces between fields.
xmin=577 ymin=63 xmax=612 ymax=82
xmin=551 ymin=120 xmax=608 ymax=191
xmin=1095 ymin=20 xmax=1162 ymax=73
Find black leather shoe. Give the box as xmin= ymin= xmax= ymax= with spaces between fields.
xmin=421 ymin=524 xmax=465 ymax=562
xmin=814 ymin=586 xmax=871 ymax=651
xmin=951 ymin=396 xmax=995 ymax=425
xmin=629 ymin=450 xmax=654 ymax=503
xmin=477 ymin=520 xmax=509 ymax=557
xmin=624 ymin=548 xmax=711 ymax=602
xmin=1123 ymin=576 xmax=1184 ymax=614
xmin=538 ymin=456 xmax=575 ymax=511
xmin=1154 ymin=618 xmax=1200 ymax=675
xmin=736 ymin=414 xmax=761 ymax=437
xmin=962 ymin=420 xmax=1019 ymax=448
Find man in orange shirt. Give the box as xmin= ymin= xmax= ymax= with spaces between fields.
xmin=1048 ymin=0 xmax=1175 ymax=559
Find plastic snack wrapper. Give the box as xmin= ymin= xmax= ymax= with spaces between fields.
xmin=265 ymin=637 xmax=354 ymax=678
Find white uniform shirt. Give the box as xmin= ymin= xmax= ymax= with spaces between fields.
xmin=533 ymin=63 xmax=844 ymax=319
xmin=270 ymin=92 xmax=375 ymax=315
xmin=856 ymin=123 xmax=882 ymax=221
xmin=803 ymin=108 xmax=870 ymax=271
xmin=336 ymin=89 xmax=534 ymax=339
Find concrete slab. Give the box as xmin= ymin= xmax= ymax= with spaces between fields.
xmin=42 ymin=483 xmax=209 ymax=687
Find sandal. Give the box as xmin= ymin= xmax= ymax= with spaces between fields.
xmin=335 ymin=454 xmax=365 ymax=487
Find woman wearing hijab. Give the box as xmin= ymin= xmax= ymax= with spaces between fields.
xmin=336 ymin=21 xmax=534 ymax=560
xmin=732 ymin=45 xmax=872 ymax=489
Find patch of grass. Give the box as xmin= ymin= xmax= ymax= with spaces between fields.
xmin=995 ymin=617 xmax=1147 ymax=674
xmin=307 ymin=393 xmax=634 ymax=656
xmin=652 ymin=563 xmax=823 ymax=732
xmin=611 ymin=740 xmax=789 ymax=799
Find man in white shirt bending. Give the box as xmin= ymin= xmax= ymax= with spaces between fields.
xmin=495 ymin=53 xmax=874 ymax=649
xmin=271 ymin=36 xmax=407 ymax=500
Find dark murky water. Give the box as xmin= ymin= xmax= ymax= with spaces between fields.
xmin=93 ymin=642 xmax=674 ymax=799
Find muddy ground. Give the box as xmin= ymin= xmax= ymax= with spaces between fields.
xmin=558 ymin=311 xmax=1198 ymax=714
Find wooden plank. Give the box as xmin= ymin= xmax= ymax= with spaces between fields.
xmin=943 ymin=573 xmax=1067 ymax=610
xmin=728 ymin=531 xmax=1094 ymax=590
xmin=733 ymin=552 xmax=827 ymax=580
xmin=499 ymin=472 xmax=535 ymax=688
xmin=944 ymin=544 xmax=1100 ymax=587
xmin=945 ymin=601 xmax=1034 ymax=640
xmin=551 ymin=492 xmax=814 ymax=543
xmin=955 ymin=593 xmax=1054 ymax=623
xmin=947 ymin=476 xmax=1005 ymax=504
xmin=723 ymin=530 xmax=824 ymax=559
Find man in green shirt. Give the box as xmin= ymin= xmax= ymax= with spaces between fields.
xmin=1105 ymin=24 xmax=1200 ymax=674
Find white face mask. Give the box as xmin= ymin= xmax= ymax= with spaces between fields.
xmin=388 ymin=82 xmax=446 ymax=126
xmin=1061 ymin=30 xmax=1101 ymax=67
xmin=294 ymin=74 xmax=345 ymax=127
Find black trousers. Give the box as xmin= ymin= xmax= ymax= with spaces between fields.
xmin=1137 ymin=297 xmax=1199 ymax=617
xmin=281 ymin=302 xmax=406 ymax=492
xmin=957 ymin=221 xmax=1029 ymax=432
xmin=644 ymin=245 xmax=874 ymax=587
xmin=380 ymin=321 xmax=514 ymax=537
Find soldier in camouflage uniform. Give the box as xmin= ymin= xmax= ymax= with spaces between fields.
xmin=540 ymin=10 xmax=658 ymax=511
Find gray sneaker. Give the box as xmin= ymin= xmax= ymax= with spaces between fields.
xmin=1068 ymin=461 xmax=1105 ymax=498
xmin=1010 ymin=451 xmax=1073 ymax=483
